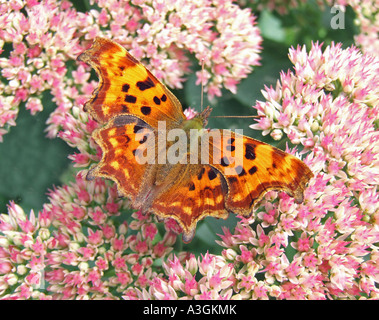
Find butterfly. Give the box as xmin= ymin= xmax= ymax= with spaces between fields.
xmin=78 ymin=37 xmax=313 ymax=243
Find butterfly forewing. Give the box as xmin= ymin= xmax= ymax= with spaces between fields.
xmin=78 ymin=37 xmax=186 ymax=129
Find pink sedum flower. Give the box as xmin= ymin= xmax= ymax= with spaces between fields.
xmin=220 ymin=42 xmax=379 ymax=299
xmin=0 ymin=0 xmax=261 ymax=156
xmin=326 ymin=1 xmax=379 ymax=58
xmin=0 ymin=173 xmax=175 ymax=299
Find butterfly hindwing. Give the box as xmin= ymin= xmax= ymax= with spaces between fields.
xmin=208 ymin=130 xmax=313 ymax=216
xmin=150 ymin=165 xmax=229 ymax=242
xmin=88 ymin=115 xmax=157 ymax=204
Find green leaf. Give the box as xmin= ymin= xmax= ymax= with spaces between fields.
xmin=0 ymin=105 xmax=72 ymax=214
xmin=259 ymin=10 xmax=286 ymax=43
xmin=235 ymin=39 xmax=292 ymax=108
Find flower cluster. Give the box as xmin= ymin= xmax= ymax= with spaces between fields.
xmin=0 ymin=0 xmax=261 ymax=143
xmin=2 ymin=42 xmax=378 ymax=300
xmin=126 ymin=253 xmax=235 ymax=300
xmin=0 ymin=0 xmax=88 ymax=142
xmin=0 ymin=173 xmax=178 ymax=299
xmin=90 ymin=0 xmax=262 ymax=98
xmin=233 ymin=42 xmax=379 ymax=299
xmin=0 ymin=172 xmax=240 ymax=300
xmin=328 ymin=0 xmax=379 ymax=58
xmin=252 ymin=42 xmax=378 ymax=145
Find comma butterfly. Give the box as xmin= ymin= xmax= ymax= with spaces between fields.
xmin=78 ymin=38 xmax=313 ymax=243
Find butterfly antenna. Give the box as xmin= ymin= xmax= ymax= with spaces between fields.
xmin=211 ymin=115 xmax=263 ymax=119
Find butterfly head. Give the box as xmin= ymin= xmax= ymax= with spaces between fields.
xmin=181 ymin=106 xmax=212 ymax=132
xmin=197 ymin=106 xmax=213 ymax=127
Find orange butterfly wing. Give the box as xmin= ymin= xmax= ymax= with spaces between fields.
xmin=90 ymin=114 xmax=230 ymax=242
xmin=150 ymin=165 xmax=229 ymax=242
xmin=78 ymin=37 xmax=186 ymax=129
xmin=208 ymin=130 xmax=313 ymax=216
xmin=87 ymin=115 xmax=156 ymax=205
xmin=79 ymin=38 xmax=313 ymax=243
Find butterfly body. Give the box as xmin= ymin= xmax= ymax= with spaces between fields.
xmin=78 ymin=38 xmax=313 ymax=243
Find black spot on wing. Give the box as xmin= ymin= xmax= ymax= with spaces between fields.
xmin=122 ymin=84 xmax=130 ymax=92
xmin=141 ymin=106 xmax=151 ymax=115
xmin=248 ymin=165 xmax=257 ymax=175
xmin=226 ymin=145 xmax=235 ymax=152
xmin=208 ymin=168 xmax=217 ymax=180
xmin=235 ymin=165 xmax=246 ymax=176
xmin=125 ymin=95 xmax=137 ymax=103
xmin=245 ymin=143 xmax=256 ymax=160
xmin=197 ymin=167 xmax=205 ymax=180
xmin=153 ymin=96 xmax=161 ymax=105
xmin=133 ymin=125 xmax=144 ymax=133
xmin=136 ymin=77 xmax=155 ymax=91
xmin=221 ymin=157 xmax=230 ymax=167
